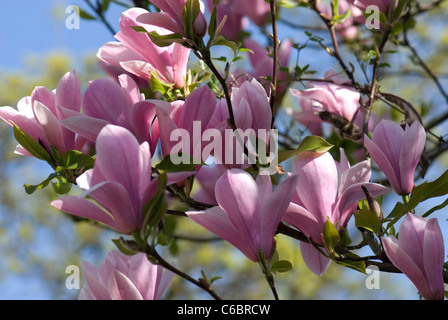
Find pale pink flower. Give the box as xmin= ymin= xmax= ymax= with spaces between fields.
xmin=59 ymin=74 xmax=160 ymax=155
xmin=382 ymin=213 xmax=445 ymax=300
xmin=0 ymin=70 xmax=86 ymax=157
xmin=97 ymin=8 xmax=190 ymax=88
xmin=51 ymin=125 xmax=191 ymax=234
xmin=79 ymin=250 xmax=174 ymax=300
xmin=187 ymin=169 xmax=299 ymax=262
xmin=364 ymin=119 xmax=426 ymax=195
xmin=283 ymin=149 xmax=389 ymax=275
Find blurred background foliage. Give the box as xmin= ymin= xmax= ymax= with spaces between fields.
xmin=0 ymin=0 xmax=447 ymax=300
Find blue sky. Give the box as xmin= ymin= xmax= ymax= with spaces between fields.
xmin=0 ymin=0 xmax=123 ymax=71
xmin=0 ymin=0 xmax=446 ymax=300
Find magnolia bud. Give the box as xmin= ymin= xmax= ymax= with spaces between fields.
xmin=362 ymin=186 xmax=383 ymax=221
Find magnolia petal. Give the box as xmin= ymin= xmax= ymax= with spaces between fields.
xmin=59 ymin=115 xmax=110 ymax=143
xmin=186 ymin=206 xmax=258 ymax=261
xmin=423 ymin=218 xmax=445 ymax=300
xmin=95 ymin=125 xmax=142 ymax=208
xmin=215 ymin=169 xmax=260 ymax=249
xmin=364 ymin=134 xmax=402 ymax=194
xmin=283 ymin=202 xmax=321 ymax=242
xmin=398 ymin=121 xmax=426 ymax=194
xmin=55 ymin=70 xmax=81 ymax=112
xmin=33 ymin=101 xmax=66 ymax=152
xmin=51 ymin=196 xmax=117 ymax=232
xmin=81 ymin=261 xmax=111 ymax=300
xmin=109 ymin=270 xmax=144 ymax=300
xmin=293 ymin=151 xmax=339 ymax=225
xmin=382 ymin=235 xmax=432 ymax=300
xmin=259 ymin=174 xmax=299 ymax=257
xmin=300 ymin=242 xmax=332 ymax=276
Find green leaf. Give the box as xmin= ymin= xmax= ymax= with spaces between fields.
xmin=322 ymin=218 xmax=340 ymax=253
xmin=334 ymin=9 xmax=351 ymax=25
xmin=183 ymin=0 xmax=200 ymax=39
xmin=51 ymin=176 xmax=72 ymax=195
xmin=112 ymin=238 xmax=139 ymax=256
xmin=336 ymin=253 xmax=366 ymax=274
xmin=270 ymin=260 xmax=293 ymax=273
xmin=277 ymin=0 xmax=297 ymax=8
xmin=208 ymin=1 xmax=218 ymax=38
xmin=78 ymin=8 xmax=96 ymax=20
xmin=155 ymin=153 xmax=203 ymax=173
xmin=146 ymin=31 xmax=186 ymax=47
xmin=277 ymin=135 xmax=333 ymax=164
xmin=422 ymin=197 xmax=448 ymax=218
xmin=149 ymin=70 xmax=175 ymax=95
xmin=13 ymin=124 xmax=54 ymax=166
xmin=140 ymin=173 xmax=168 ymax=238
xmin=386 ymin=169 xmax=448 ymax=228
xmin=24 ymin=173 xmax=57 ymax=195
xmin=101 ymin=0 xmax=111 ymax=11
xmin=58 ymin=150 xmax=95 ymax=171
xmin=355 ymin=209 xmax=382 ymax=234
xmin=211 ymin=36 xmax=238 ymax=54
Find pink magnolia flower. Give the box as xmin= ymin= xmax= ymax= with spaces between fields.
xmin=59 ymin=74 xmax=160 ymax=155
xmin=193 ymin=163 xmax=227 ymax=205
xmin=0 ymin=70 xmax=86 ymax=157
xmin=283 ymin=149 xmax=389 ymax=275
xmin=155 ymin=85 xmax=218 ymax=161
xmin=320 ymin=0 xmax=363 ymax=39
xmin=382 ymin=213 xmax=445 ymax=300
xmin=363 ymin=119 xmax=426 ymax=195
xmin=187 ymin=169 xmax=299 ymax=262
xmin=240 ymin=38 xmax=293 ymax=99
xmin=206 ymin=0 xmax=246 ymax=41
xmin=205 ymin=0 xmax=270 ymax=41
xmin=137 ymin=0 xmax=207 ymax=37
xmin=79 ymin=250 xmax=174 ymax=300
xmin=51 ymin=125 xmax=191 ymax=234
xmin=289 ymin=73 xmax=360 ymax=136
xmin=207 ymin=79 xmax=273 ymax=167
xmin=97 ymin=8 xmax=190 ymax=88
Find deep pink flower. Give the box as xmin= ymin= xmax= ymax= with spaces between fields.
xmin=97 ymin=8 xmax=190 ymax=88
xmin=59 ymin=74 xmax=160 ymax=155
xmin=207 ymin=79 xmax=273 ymax=168
xmin=0 ymin=70 xmax=85 ymax=157
xmin=364 ymin=119 xmax=426 ymax=195
xmin=137 ymin=0 xmax=207 ymax=37
xmin=79 ymin=250 xmax=174 ymax=300
xmin=156 ymin=85 xmax=218 ymax=161
xmin=283 ymin=149 xmax=389 ymax=275
xmin=382 ymin=213 xmax=445 ymax=300
xmin=187 ymin=169 xmax=299 ymax=262
xmin=51 ymin=125 xmax=191 ymax=234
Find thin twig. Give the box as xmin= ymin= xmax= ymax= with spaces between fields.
xmin=269 ymin=0 xmax=280 ymax=127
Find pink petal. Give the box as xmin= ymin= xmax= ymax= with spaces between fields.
xmin=364 ymin=134 xmax=402 ymax=194
xmin=186 ymin=207 xmax=258 ymax=261
xmin=95 ymin=125 xmax=143 ymax=212
xmin=109 ymin=270 xmax=144 ymax=300
xmin=300 ymin=241 xmax=332 ymax=276
xmin=215 ymin=169 xmax=260 ymax=250
xmin=398 ymin=121 xmax=426 ymax=194
xmin=55 ymin=70 xmax=81 ymax=112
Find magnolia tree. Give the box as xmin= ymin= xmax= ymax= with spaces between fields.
xmin=1 ymin=0 xmax=448 ymax=300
